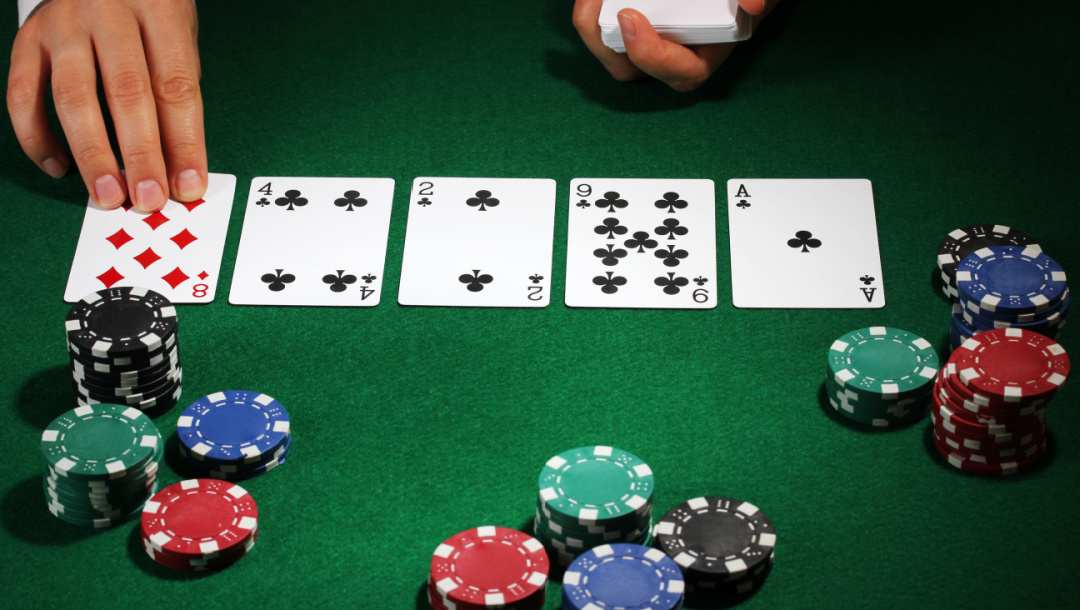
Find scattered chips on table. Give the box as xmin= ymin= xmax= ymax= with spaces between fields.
xmin=429 ymin=525 xmax=549 ymax=609
xmin=534 ymin=446 xmax=654 ymax=568
xmin=66 ymin=287 xmax=184 ymax=415
xmin=825 ymin=326 xmax=939 ymax=428
xmin=176 ymin=390 xmax=292 ymax=480
xmin=931 ymin=328 xmax=1070 ymax=476
xmin=41 ymin=404 xmax=163 ymax=528
xmin=141 ymin=479 xmax=259 ymax=572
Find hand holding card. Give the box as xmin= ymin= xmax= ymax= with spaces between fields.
xmin=64 ymin=173 xmax=237 ymax=304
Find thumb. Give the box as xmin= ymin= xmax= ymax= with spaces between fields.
xmin=739 ymin=0 xmax=768 ymax=16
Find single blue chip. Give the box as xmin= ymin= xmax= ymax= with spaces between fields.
xmin=562 ymin=543 xmax=684 ymax=610
xmin=176 ymin=390 xmax=290 ymax=464
xmin=956 ymin=245 xmax=1068 ymax=315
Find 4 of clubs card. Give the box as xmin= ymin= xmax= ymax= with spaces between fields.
xmin=397 ymin=177 xmax=556 ymax=307
xmin=727 ymin=179 xmax=885 ymax=309
xmin=64 ymin=172 xmax=237 ymax=303
xmin=229 ymin=177 xmax=396 ymax=306
xmin=565 ymin=178 xmax=718 ymax=309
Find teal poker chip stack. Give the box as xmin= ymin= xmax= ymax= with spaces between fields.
xmin=533 ymin=446 xmax=654 ymax=569
xmin=41 ymin=404 xmax=163 ymax=528
xmin=825 ymin=326 xmax=940 ymax=428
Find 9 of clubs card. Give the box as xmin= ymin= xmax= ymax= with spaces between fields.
xmin=228 ymin=177 xmax=395 ymax=306
xmin=565 ymin=178 xmax=718 ymax=309
xmin=726 ymin=179 xmax=885 ymax=309
xmin=64 ymin=172 xmax=237 ymax=304
xmin=397 ymin=177 xmax=556 ymax=307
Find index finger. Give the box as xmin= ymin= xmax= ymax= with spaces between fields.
xmin=572 ymin=0 xmax=641 ymax=82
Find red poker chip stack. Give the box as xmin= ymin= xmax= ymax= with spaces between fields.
xmin=141 ymin=479 xmax=259 ymax=572
xmin=428 ymin=526 xmax=550 ymax=610
xmin=931 ymin=328 xmax=1071 ymax=476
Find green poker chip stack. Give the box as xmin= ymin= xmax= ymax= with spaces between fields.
xmin=825 ymin=326 xmax=941 ymax=428
xmin=533 ymin=446 xmax=655 ymax=568
xmin=40 ymin=404 xmax=163 ymax=528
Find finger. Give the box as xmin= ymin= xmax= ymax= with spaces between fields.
xmin=137 ymin=3 xmax=206 ymax=202
xmin=49 ymin=40 xmax=127 ymax=207
xmin=619 ymin=9 xmax=728 ymax=92
xmin=91 ymin=10 xmax=168 ymax=211
xmin=572 ymin=0 xmax=642 ymax=82
xmin=739 ymin=0 xmax=768 ymax=16
xmin=6 ymin=35 xmax=69 ymax=178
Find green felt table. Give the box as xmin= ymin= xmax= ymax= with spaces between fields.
xmin=2 ymin=1 xmax=1079 ymax=608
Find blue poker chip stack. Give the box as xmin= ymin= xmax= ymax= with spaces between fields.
xmin=946 ymin=244 xmax=1069 ymax=349
xmin=562 ymin=543 xmax=685 ymax=610
xmin=176 ymin=390 xmax=292 ymax=480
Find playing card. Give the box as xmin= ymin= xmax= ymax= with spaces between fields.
xmin=64 ymin=173 xmax=237 ymax=304
xmin=598 ymin=0 xmax=751 ymax=51
xmin=228 ymin=177 xmax=396 ymax=307
xmin=565 ymin=178 xmax=718 ymax=309
xmin=727 ymin=179 xmax=885 ymax=309
xmin=398 ymin=177 xmax=556 ymax=307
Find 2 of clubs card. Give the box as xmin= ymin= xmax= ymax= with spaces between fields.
xmin=727 ymin=179 xmax=885 ymax=309
xmin=565 ymin=178 xmax=718 ymax=309
xmin=397 ymin=177 xmax=556 ymax=307
xmin=229 ymin=177 xmax=396 ymax=306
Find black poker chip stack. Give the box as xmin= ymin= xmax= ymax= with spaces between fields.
xmin=652 ymin=496 xmax=777 ymax=607
xmin=66 ymin=287 xmax=183 ymax=417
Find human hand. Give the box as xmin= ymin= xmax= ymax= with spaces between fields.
xmin=6 ymin=0 xmax=206 ymax=210
xmin=572 ymin=0 xmax=769 ymax=92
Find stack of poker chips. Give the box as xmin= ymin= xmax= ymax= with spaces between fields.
xmin=931 ymin=328 xmax=1071 ymax=476
xmin=67 ymin=287 xmax=183 ymax=416
xmin=936 ymin=224 xmax=1034 ymax=301
xmin=141 ymin=479 xmax=259 ymax=572
xmin=176 ymin=390 xmax=292 ymax=480
xmin=533 ymin=446 xmax=654 ymax=569
xmin=653 ymin=496 xmax=776 ymax=606
xmin=428 ymin=526 xmax=549 ymax=610
xmin=947 ymin=244 xmax=1069 ymax=349
xmin=825 ymin=327 xmax=940 ymax=428
xmin=563 ymin=543 xmax=685 ymax=610
xmin=41 ymin=404 xmax=163 ymax=528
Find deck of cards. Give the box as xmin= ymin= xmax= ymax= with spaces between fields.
xmin=598 ymin=0 xmax=753 ymax=53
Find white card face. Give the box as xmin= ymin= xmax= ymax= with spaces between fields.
xmin=64 ymin=173 xmax=237 ymax=304
xmin=398 ymin=177 xmax=556 ymax=307
xmin=565 ymin=178 xmax=718 ymax=309
xmin=228 ymin=177 xmax=395 ymax=307
xmin=727 ymin=179 xmax=885 ymax=309
xmin=599 ymin=0 xmax=739 ymax=28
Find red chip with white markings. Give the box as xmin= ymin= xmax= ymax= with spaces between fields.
xmin=952 ymin=328 xmax=1070 ymax=401
xmin=141 ymin=479 xmax=258 ymax=557
xmin=429 ymin=526 xmax=549 ymax=607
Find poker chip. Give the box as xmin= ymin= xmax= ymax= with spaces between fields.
xmin=65 ymin=288 xmax=184 ymax=415
xmin=175 ymin=390 xmax=292 ymax=480
xmin=929 ymin=328 xmax=1068 ymax=475
xmin=40 ymin=404 xmax=163 ymax=528
xmin=936 ymin=224 xmax=1034 ymax=291
xmin=429 ymin=526 xmax=549 ymax=608
xmin=141 ymin=479 xmax=259 ymax=572
xmin=533 ymin=446 xmax=654 ymax=566
xmin=953 ymin=328 xmax=1071 ymax=401
xmin=955 ymin=245 xmax=1067 ymax=315
xmin=825 ymin=327 xmax=939 ymax=428
xmin=562 ymin=543 xmax=684 ymax=610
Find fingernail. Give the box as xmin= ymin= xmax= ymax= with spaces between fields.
xmin=94 ymin=175 xmax=126 ymax=207
xmin=42 ymin=157 xmax=68 ymax=179
xmin=135 ymin=179 xmax=166 ymax=211
xmin=176 ymin=169 xmax=203 ymax=201
xmin=619 ymin=11 xmax=637 ymax=41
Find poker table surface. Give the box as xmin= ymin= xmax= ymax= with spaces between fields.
xmin=2 ymin=1 xmax=1078 ymax=608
